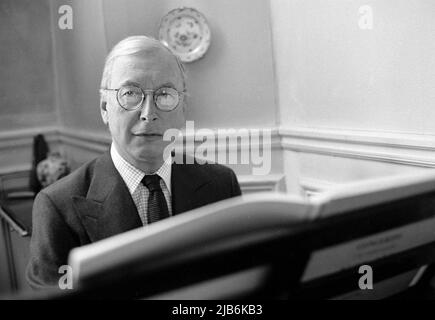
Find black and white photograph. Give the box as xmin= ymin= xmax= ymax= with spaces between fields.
xmin=1 ymin=0 xmax=435 ymax=306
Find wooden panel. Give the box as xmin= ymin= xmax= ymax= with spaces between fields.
xmin=0 ymin=220 xmax=14 ymax=295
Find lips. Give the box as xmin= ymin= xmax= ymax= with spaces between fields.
xmin=132 ymin=132 xmax=163 ymax=140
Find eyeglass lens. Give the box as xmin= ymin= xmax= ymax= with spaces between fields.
xmin=117 ymin=86 xmax=180 ymax=111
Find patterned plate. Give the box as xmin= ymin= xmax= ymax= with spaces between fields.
xmin=158 ymin=7 xmax=211 ymax=63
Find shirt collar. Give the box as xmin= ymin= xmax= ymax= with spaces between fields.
xmin=110 ymin=143 xmax=172 ymax=195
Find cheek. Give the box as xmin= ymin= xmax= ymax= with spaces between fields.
xmin=107 ymin=108 xmax=135 ymax=137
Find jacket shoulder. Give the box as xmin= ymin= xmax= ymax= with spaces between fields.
xmin=200 ymin=161 xmax=241 ymax=197
xmin=190 ymin=158 xmax=237 ymax=179
xmin=189 ymin=158 xmax=241 ymax=195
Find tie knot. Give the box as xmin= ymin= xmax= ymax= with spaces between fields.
xmin=142 ymin=174 xmax=162 ymax=192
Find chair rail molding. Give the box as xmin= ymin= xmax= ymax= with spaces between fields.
xmin=0 ymin=126 xmax=284 ymax=193
xmin=3 ymin=125 xmax=435 ymax=193
xmin=280 ymin=126 xmax=435 ymax=168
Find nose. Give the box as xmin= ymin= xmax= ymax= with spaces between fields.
xmin=139 ymin=93 xmax=158 ymax=122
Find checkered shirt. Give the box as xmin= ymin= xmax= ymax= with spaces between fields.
xmin=110 ymin=143 xmax=172 ymax=226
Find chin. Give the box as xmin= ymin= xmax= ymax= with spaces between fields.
xmin=132 ymin=146 xmax=164 ymax=162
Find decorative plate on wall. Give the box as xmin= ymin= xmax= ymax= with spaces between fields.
xmin=158 ymin=7 xmax=211 ymax=63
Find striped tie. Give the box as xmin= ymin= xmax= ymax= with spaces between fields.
xmin=142 ymin=174 xmax=170 ymax=224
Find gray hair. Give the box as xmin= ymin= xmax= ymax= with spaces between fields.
xmin=100 ymin=35 xmax=186 ymax=91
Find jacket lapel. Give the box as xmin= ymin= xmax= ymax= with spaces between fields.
xmin=72 ymin=152 xmax=142 ymax=242
xmin=72 ymin=153 xmax=216 ymax=242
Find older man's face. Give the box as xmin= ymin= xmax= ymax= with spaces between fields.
xmin=101 ymin=50 xmax=185 ymax=168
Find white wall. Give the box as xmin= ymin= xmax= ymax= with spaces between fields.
xmin=50 ymin=0 xmax=108 ymax=132
xmin=271 ymin=0 xmax=435 ymax=133
xmin=0 ymin=0 xmax=56 ymax=131
xmin=270 ymin=0 xmax=435 ymax=188
xmin=46 ymin=0 xmax=285 ymax=192
xmin=4 ymin=0 xmax=435 ymax=194
xmin=51 ymin=0 xmax=278 ymax=131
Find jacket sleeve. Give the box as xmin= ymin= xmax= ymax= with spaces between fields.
xmin=230 ymin=170 xmax=242 ymax=197
xmin=26 ymin=191 xmax=78 ymax=290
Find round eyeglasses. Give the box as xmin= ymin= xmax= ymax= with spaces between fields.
xmin=101 ymin=85 xmax=187 ymax=112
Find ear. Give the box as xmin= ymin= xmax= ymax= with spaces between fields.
xmin=100 ymin=94 xmax=109 ymax=125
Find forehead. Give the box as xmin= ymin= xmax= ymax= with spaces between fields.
xmin=110 ymin=50 xmax=183 ymax=88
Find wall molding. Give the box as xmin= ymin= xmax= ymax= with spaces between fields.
xmin=0 ymin=126 xmax=60 ymax=151
xmin=0 ymin=127 xmax=284 ymax=193
xmin=238 ymin=174 xmax=285 ymax=193
xmin=3 ymin=125 xmax=435 ymax=193
xmin=0 ymin=127 xmax=61 ymax=176
xmin=280 ymin=126 xmax=435 ymax=168
xmin=60 ymin=127 xmax=111 ymax=153
xmin=59 ymin=127 xmax=282 ymax=152
xmin=56 ymin=126 xmax=435 ymax=169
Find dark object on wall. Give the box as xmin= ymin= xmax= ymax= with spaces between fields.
xmin=29 ymin=134 xmax=49 ymax=194
xmin=36 ymin=152 xmax=70 ymax=188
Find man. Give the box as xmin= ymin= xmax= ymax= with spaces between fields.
xmin=26 ymin=36 xmax=242 ymax=289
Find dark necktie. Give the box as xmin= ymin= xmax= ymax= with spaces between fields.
xmin=141 ymin=174 xmax=170 ymax=224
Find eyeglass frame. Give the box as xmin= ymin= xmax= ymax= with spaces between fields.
xmin=100 ymin=85 xmax=188 ymax=112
